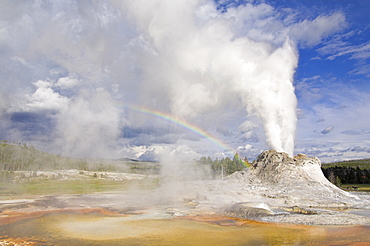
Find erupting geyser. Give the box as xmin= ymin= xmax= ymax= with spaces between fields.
xmin=122 ymin=0 xmax=299 ymax=157
xmin=238 ymin=39 xmax=297 ymax=157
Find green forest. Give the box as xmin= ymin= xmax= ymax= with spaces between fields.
xmin=322 ymin=166 xmax=370 ymax=185
xmin=321 ymin=159 xmax=370 ymax=185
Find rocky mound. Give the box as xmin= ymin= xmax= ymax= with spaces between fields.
xmin=227 ymin=150 xmax=361 ymax=207
xmin=246 ymin=150 xmax=338 ymax=185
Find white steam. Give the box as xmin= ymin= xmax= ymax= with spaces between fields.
xmin=0 ymin=0 xmax=348 ymax=158
xmin=116 ymin=0 xmax=298 ymax=155
xmin=54 ymin=88 xmax=121 ymax=158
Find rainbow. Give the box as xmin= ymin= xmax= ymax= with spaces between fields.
xmin=121 ymin=104 xmax=251 ymax=167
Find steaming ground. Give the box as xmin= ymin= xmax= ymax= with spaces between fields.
xmin=1 ymin=151 xmax=370 ymax=226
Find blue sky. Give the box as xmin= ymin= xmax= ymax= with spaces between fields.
xmin=0 ymin=0 xmax=369 ymax=162
xmin=286 ymin=0 xmax=370 ymax=161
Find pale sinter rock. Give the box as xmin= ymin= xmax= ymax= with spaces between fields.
xmin=227 ymin=150 xmax=360 ymax=207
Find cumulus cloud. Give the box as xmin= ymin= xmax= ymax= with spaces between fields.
xmin=9 ymin=80 xmax=69 ymax=113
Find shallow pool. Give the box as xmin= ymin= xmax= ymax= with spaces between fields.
xmin=0 ymin=210 xmax=369 ymax=245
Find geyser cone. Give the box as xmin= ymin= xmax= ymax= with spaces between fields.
xmin=247 ymin=150 xmax=348 ymax=189
xmin=250 ymin=150 xmax=327 ymax=184
xmin=228 ymin=149 xmax=359 ymax=207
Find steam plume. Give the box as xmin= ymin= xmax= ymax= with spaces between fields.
xmin=116 ymin=0 xmax=298 ymax=155
xmin=0 ymin=0 xmax=347 ymax=158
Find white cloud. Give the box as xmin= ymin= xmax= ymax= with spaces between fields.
xmin=55 ymin=76 xmax=80 ymax=89
xmin=237 ymin=144 xmax=252 ymax=151
xmin=11 ymin=80 xmax=69 ymax=113
xmin=315 ymin=29 xmax=370 ymax=77
xmin=135 ymin=145 xmax=164 ymax=161
xmin=10 ymin=57 xmax=35 ymax=69
xmin=325 ymin=41 xmax=370 ymax=61
xmin=289 ymin=12 xmax=347 ymax=47
xmin=350 ymin=64 xmax=370 ymax=77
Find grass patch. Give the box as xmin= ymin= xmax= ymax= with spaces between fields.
xmin=0 ymin=179 xmax=159 ymax=197
xmin=340 ymin=183 xmax=370 ymax=192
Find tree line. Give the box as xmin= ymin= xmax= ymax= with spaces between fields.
xmin=196 ymin=153 xmax=249 ymax=178
xmin=196 ymin=153 xmax=370 ymax=184
xmin=322 ymin=166 xmax=370 ymax=185
xmin=2 ymin=140 xmax=369 ymax=185
xmin=0 ymin=141 xmax=160 ymax=182
xmin=0 ymin=141 xmax=89 ymax=171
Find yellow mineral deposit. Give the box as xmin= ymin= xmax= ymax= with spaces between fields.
xmin=1 ymin=210 xmax=369 ymax=245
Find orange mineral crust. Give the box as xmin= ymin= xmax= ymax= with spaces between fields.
xmin=0 ymin=209 xmax=369 ymax=245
